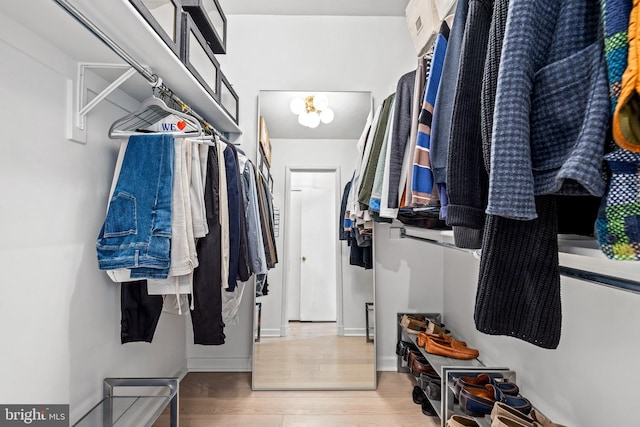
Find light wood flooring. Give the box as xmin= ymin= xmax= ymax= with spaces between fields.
xmin=253 ymin=322 xmax=375 ymax=389
xmin=153 ymin=371 xmax=440 ymax=427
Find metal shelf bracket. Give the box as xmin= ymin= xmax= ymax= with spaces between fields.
xmin=67 ymin=62 xmax=138 ymax=143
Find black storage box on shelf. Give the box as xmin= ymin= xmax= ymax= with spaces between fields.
xmin=181 ymin=12 xmax=221 ymax=101
xmin=129 ymin=0 xmax=183 ymax=57
xmin=182 ymin=0 xmax=227 ymax=54
xmin=219 ymin=72 xmax=239 ymax=123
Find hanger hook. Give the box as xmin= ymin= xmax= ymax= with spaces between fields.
xmin=150 ymin=74 xmax=162 ymax=97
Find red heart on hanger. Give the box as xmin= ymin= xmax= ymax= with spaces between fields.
xmin=177 ymin=121 xmax=186 ymax=131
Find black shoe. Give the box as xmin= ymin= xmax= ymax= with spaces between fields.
xmin=426 ymin=381 xmax=441 ymax=400
xmin=396 ymin=340 xmax=412 ymax=357
xmin=412 ymin=385 xmax=426 ymax=405
xmin=421 ymin=399 xmax=437 ymax=416
xmin=418 ymin=372 xmax=440 ymax=389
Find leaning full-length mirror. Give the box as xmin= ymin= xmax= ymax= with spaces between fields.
xmin=253 ymin=90 xmax=375 ymax=390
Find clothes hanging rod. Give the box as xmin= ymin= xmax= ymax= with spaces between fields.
xmin=53 ymin=0 xmax=228 ymax=139
xmin=557 ymin=266 xmax=640 ymax=293
xmin=399 ymin=228 xmax=640 ymax=294
xmin=53 ymin=0 xmax=157 ymax=84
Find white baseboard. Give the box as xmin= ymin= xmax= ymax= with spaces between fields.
xmin=376 ymin=356 xmax=399 ymax=372
xmin=187 ymin=357 xmax=252 ymax=372
xmin=171 ymin=360 xmax=189 ymax=381
xmin=337 ymin=324 xmax=345 ymax=336
xmin=343 ymin=327 xmax=366 ymax=337
xmin=261 ymin=328 xmax=282 ymax=338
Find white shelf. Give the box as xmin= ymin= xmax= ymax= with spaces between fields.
xmin=401 ymin=225 xmax=640 ymax=293
xmin=0 ymin=0 xmax=241 ymax=136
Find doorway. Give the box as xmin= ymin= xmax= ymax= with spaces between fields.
xmin=283 ymin=168 xmax=341 ymax=332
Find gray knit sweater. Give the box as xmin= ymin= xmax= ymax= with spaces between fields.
xmin=486 ymin=0 xmax=608 ymax=220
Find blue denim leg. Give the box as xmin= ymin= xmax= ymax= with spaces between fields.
xmin=97 ymin=134 xmax=174 ymax=278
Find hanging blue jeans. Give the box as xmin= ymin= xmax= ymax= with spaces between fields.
xmin=96 ymin=134 xmax=174 ymax=279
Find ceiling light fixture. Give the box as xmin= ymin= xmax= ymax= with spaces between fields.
xmin=289 ymin=94 xmax=335 ymax=128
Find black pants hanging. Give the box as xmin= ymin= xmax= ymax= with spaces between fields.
xmin=120 ymin=280 xmax=163 ymax=343
xmin=190 ymin=145 xmax=225 ymax=345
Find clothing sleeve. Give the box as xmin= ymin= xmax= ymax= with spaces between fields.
xmin=410 ymin=22 xmax=450 ymax=207
xmin=370 ymin=99 xmax=396 ymax=211
xmin=430 ymin=0 xmax=470 ymax=186
xmin=387 ymin=71 xmax=415 ymax=209
xmin=445 ymin=0 xmax=493 ymax=248
xmin=358 ymin=94 xmax=395 ymax=209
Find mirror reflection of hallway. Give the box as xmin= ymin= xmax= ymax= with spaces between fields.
xmin=253 ymin=90 xmax=375 ymax=390
xmin=253 ymin=170 xmax=373 ymax=389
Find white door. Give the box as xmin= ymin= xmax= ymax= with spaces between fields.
xmin=299 ymin=183 xmax=337 ymax=321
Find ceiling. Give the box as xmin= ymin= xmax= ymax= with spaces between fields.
xmin=259 ymin=91 xmax=371 ymax=140
xmin=218 ymin=0 xmax=410 ymax=16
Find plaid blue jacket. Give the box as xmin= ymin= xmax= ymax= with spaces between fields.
xmin=486 ymin=0 xmax=609 ymax=220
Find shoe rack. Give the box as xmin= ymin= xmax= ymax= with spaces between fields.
xmin=397 ymin=313 xmax=516 ymax=427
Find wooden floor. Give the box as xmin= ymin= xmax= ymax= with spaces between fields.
xmin=153 ymin=371 xmax=440 ymax=426
xmin=253 ymin=322 xmax=375 ymax=389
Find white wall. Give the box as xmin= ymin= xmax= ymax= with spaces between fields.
xmin=188 ymin=14 xmax=417 ymax=369
xmin=374 ymin=223 xmax=445 ymax=370
xmin=442 ymin=248 xmax=640 ymax=427
xmin=0 ymin=12 xmax=187 ymax=423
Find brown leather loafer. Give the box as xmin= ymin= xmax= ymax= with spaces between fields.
xmin=407 ymin=349 xmax=423 ymax=366
xmin=425 ymin=335 xmax=479 ymax=360
xmin=417 ymin=332 xmax=431 ymax=347
xmin=410 ymin=355 xmax=438 ymax=376
xmin=458 ymin=374 xmax=519 ymax=396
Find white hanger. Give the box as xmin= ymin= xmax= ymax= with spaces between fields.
xmin=188 ymin=133 xmax=218 ymax=147
xmin=444 ymin=14 xmax=454 ymax=28
xmin=108 ymin=95 xmax=203 ymax=139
